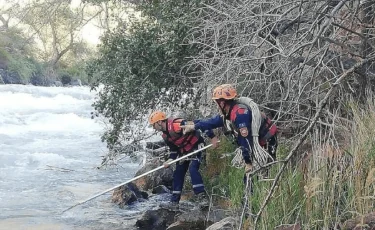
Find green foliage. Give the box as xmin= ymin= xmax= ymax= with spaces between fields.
xmin=8 ymin=53 xmax=41 ymax=82
xmin=249 ymin=166 xmax=305 ymax=229
xmin=0 ymin=22 xmax=91 ymax=84
xmin=202 ymin=137 xmax=245 ymax=207
xmin=240 ymin=102 xmax=375 ymax=229
xmin=0 ymin=27 xmax=46 ymax=83
xmin=0 ymin=28 xmax=31 ymax=54
xmin=88 ymin=0 xmax=205 ymax=149
xmin=57 ymin=62 xmax=89 ymax=84
xmin=201 ymin=113 xmax=375 ymax=229
xmin=276 ymin=144 xmax=290 ymax=159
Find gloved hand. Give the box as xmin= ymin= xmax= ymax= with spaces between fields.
xmin=180 ymin=121 xmax=195 ymax=135
xmin=163 ymin=159 xmax=173 ymax=168
xmin=210 ymin=136 xmax=219 ymax=149
xmin=245 ymin=163 xmax=253 ymax=173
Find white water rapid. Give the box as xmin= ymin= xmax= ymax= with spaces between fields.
xmin=0 ymin=84 xmax=154 ymax=230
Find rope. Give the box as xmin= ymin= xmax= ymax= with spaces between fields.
xmin=231 ymin=148 xmax=244 ymax=168
xmin=236 ymin=97 xmax=272 ymax=170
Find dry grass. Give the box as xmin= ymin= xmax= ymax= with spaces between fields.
xmin=245 ymin=99 xmax=375 ymax=229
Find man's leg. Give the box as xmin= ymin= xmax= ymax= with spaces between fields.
xmin=189 ymin=154 xmax=205 ymax=195
xmin=267 ymin=135 xmax=278 ymax=162
xmin=171 ymin=160 xmax=189 ymax=203
xmin=189 ymin=154 xmax=209 ymax=206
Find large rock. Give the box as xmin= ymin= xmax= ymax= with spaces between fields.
xmin=111 ymin=182 xmax=148 ymax=208
xmin=166 ymin=221 xmax=195 ymax=230
xmin=152 ymin=185 xmax=171 ymax=194
xmin=71 ymin=79 xmax=82 ymax=86
xmin=53 ymin=81 xmax=63 ymax=87
xmin=342 ymin=212 xmax=375 ymax=230
xmin=134 ymin=159 xmax=174 ymax=191
xmin=136 ymin=208 xmax=179 ymax=230
xmin=169 ymin=208 xmax=211 ymax=230
xmin=206 ymin=217 xmax=237 ymax=230
xmin=134 ymin=198 xmax=233 ymax=230
xmin=169 ymin=206 xmax=228 ymax=229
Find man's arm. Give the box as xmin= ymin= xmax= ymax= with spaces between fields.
xmin=194 ymin=115 xmax=224 ymax=131
xmin=233 ymin=109 xmax=254 ymax=164
xmin=163 ymin=141 xmax=179 ymax=168
xmin=180 ymin=115 xmax=223 ymax=135
xmin=166 ymin=141 xmax=179 ymax=160
xmin=183 ymin=119 xmax=218 ymax=147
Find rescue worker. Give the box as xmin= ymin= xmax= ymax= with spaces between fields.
xmin=181 ymin=84 xmax=278 ymax=174
xmin=148 ymin=111 xmax=214 ymax=207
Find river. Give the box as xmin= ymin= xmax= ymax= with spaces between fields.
xmin=0 ymin=84 xmax=158 ymax=230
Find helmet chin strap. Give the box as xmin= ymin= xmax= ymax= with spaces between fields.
xmin=153 ymin=121 xmax=166 ymax=132
xmin=215 ymin=100 xmax=228 ymax=117
xmin=160 ymin=120 xmax=167 ymax=132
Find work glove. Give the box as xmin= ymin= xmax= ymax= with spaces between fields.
xmin=245 ymin=163 xmax=253 ymax=173
xmin=180 ymin=121 xmax=195 ymax=135
xmin=163 ymin=159 xmax=173 ymax=168
xmin=210 ymin=136 xmax=219 ymax=149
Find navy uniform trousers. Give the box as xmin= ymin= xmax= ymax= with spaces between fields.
xmin=171 ymin=151 xmax=205 ymax=203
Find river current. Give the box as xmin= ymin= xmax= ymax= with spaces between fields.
xmin=0 ymin=84 xmax=156 ymax=230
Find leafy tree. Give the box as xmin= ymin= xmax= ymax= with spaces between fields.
xmin=0 ymin=0 xmax=102 ymax=84
xmin=88 ymin=0 xmax=206 ymax=150
xmin=20 ymin=0 xmax=101 ymax=70
xmin=0 ymin=24 xmax=41 ymax=83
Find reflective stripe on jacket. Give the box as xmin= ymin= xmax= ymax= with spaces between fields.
xmin=224 ymin=102 xmax=277 ymax=145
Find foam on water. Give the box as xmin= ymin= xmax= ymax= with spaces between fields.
xmin=0 ymin=85 xmax=145 ymax=229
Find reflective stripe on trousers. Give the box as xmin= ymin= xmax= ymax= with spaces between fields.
xmin=171 ymin=152 xmax=205 ymax=202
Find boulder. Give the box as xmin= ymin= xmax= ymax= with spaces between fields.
xmin=170 ymin=208 xmax=211 ymax=230
xmin=152 ymin=185 xmax=171 ymax=194
xmin=135 ymin=199 xmax=231 ymax=230
xmin=136 ymin=208 xmax=179 ymax=230
xmin=342 ymin=212 xmax=375 ymax=230
xmin=206 ymin=217 xmax=237 ymax=230
xmin=166 ymin=221 xmax=194 ymax=230
xmin=134 ymin=159 xmax=174 ymax=191
xmin=53 ymin=81 xmax=63 ymax=87
xmin=61 ymin=75 xmax=71 ymax=85
xmin=111 ymin=182 xmax=148 ymax=208
xmin=71 ymin=79 xmax=82 ymax=86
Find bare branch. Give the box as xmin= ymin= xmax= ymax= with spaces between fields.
xmin=253 ymin=54 xmax=375 ymax=228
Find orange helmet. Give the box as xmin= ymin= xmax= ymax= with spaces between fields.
xmin=149 ymin=111 xmax=167 ymax=125
xmin=212 ymin=84 xmax=238 ymax=100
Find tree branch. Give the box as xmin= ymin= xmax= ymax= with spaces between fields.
xmin=253 ymin=54 xmax=375 ymax=228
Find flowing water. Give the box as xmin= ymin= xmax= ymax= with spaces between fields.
xmin=0 ymin=84 xmax=162 ymax=230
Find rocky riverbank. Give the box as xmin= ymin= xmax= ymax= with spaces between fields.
xmin=0 ymin=68 xmax=83 ymax=87
xmin=109 ymin=142 xmax=375 ymax=230
xmin=110 ymin=143 xmax=237 ymax=230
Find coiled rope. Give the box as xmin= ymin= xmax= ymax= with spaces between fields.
xmin=231 ymin=97 xmax=272 ymax=170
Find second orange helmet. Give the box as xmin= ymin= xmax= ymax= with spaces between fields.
xmin=212 ymin=84 xmax=238 ymax=100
